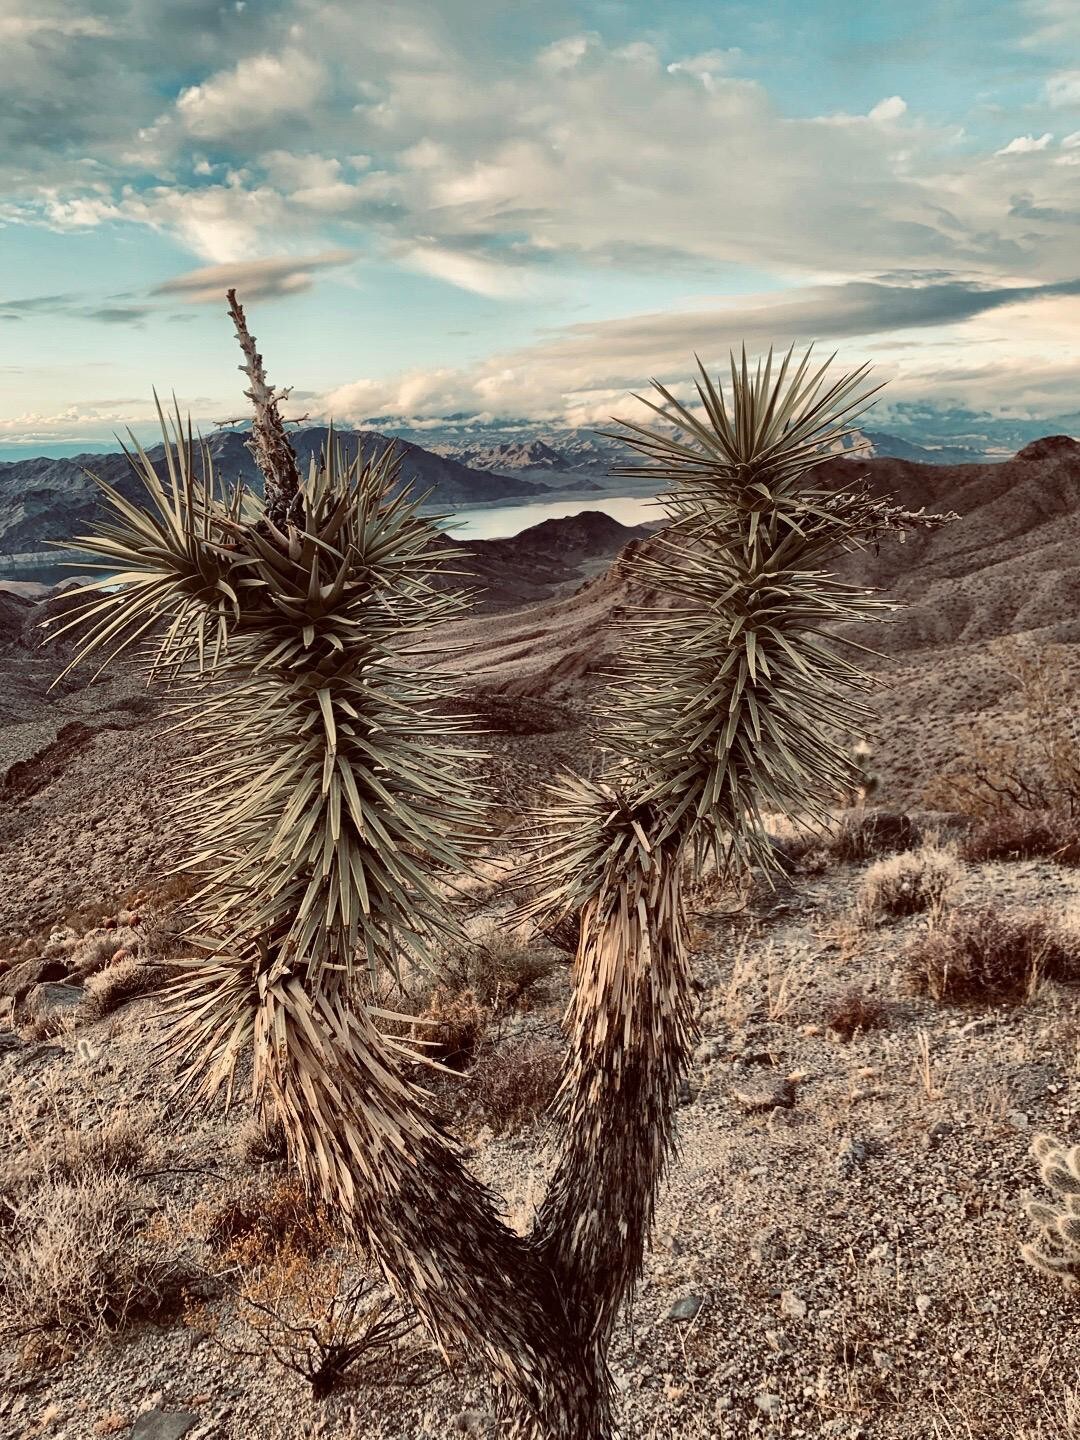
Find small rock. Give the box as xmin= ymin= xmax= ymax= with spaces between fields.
xmin=27 ymin=982 xmax=83 ymax=1025
xmin=667 ymin=1294 xmax=704 ymax=1322
xmin=766 ymin=1329 xmax=796 ymax=1354
xmin=837 ymin=1137 xmax=870 ymax=1174
xmin=735 ymin=1075 xmax=794 ymax=1111
xmin=915 ymin=1293 xmax=933 ymax=1317
xmin=780 ymin=1290 xmax=808 ymax=1320
xmin=129 ymin=1413 xmax=199 ymax=1440
xmin=1007 ymin=1110 xmax=1030 ymax=1131
xmin=755 ymin=1393 xmax=782 ymax=1416
xmin=750 ymin=1226 xmax=786 ymax=1265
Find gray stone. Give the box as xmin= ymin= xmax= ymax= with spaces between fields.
xmin=766 ymin=1329 xmax=796 ymax=1354
xmin=27 ymin=982 xmax=83 ymax=1024
xmin=780 ymin=1290 xmax=808 ymax=1320
xmin=837 ymin=1137 xmax=870 ymax=1174
xmin=667 ymin=1293 xmax=704 ymax=1322
xmin=734 ymin=1074 xmax=794 ymax=1111
xmin=130 ymin=1413 xmax=199 ymax=1440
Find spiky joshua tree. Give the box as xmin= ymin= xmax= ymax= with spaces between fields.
xmin=54 ymin=300 xmax=937 ymax=1437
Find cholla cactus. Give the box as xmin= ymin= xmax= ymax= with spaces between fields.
xmin=1021 ymin=1132 xmax=1080 ymax=1286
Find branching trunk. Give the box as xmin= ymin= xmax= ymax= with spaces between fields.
xmin=261 ymin=975 xmax=613 ymax=1437
xmin=255 ymin=829 xmax=693 ymax=1439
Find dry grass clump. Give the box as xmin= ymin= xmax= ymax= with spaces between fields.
xmin=235 ymin=1113 xmax=290 ymax=1165
xmin=823 ymin=987 xmax=890 ymax=1041
xmin=0 ymin=1174 xmax=190 ymax=1343
xmin=829 ymin=809 xmax=923 ymax=864
xmin=959 ymin=811 xmax=1080 ymax=866
xmin=455 ymin=1034 xmax=564 ymax=1134
xmin=857 ymin=843 xmax=961 ymax=920
xmin=407 ymin=926 xmax=560 ymax=1068
xmin=3 ymin=1109 xmax=153 ymax=1197
xmin=201 ymin=1176 xmax=330 ymax=1267
xmin=415 ymin=984 xmax=490 ymax=1069
xmin=82 ymin=958 xmax=169 ymax=1019
xmin=906 ymin=903 xmax=1080 ymax=1005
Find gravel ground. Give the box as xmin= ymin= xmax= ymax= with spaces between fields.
xmin=1 ymin=843 xmax=1078 ymax=1440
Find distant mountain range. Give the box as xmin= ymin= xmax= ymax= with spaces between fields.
xmin=392 ymin=421 xmax=992 ymax=472
xmin=0 ymin=426 xmax=551 ymax=560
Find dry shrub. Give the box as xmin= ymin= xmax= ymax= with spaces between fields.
xmin=441 ymin=924 xmax=558 ymax=1012
xmin=0 ymin=1174 xmax=189 ymax=1341
xmin=220 ymin=1254 xmax=437 ymax=1400
xmin=415 ymin=984 xmax=489 ymax=1069
xmin=829 ymin=809 xmax=923 ymax=864
xmin=959 ymin=811 xmax=1080 ymax=866
xmin=202 ymin=1175 xmax=329 ymax=1267
xmin=857 ymin=843 xmax=961 ymax=920
xmin=83 ymin=959 xmax=168 ymax=1019
xmin=925 ymin=642 xmax=1080 ymax=858
xmin=906 ymin=903 xmax=1080 ymax=1005
xmin=456 ymin=1034 xmax=564 ymax=1134
xmin=824 ymin=988 xmax=889 ymax=1041
xmin=235 ymin=1113 xmax=290 ymax=1165
xmin=39 ymin=1112 xmax=150 ymax=1182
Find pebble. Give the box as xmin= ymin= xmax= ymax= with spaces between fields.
xmin=667 ymin=1294 xmax=705 ymax=1321
xmin=836 ymin=1136 xmax=870 ymax=1173
xmin=129 ymin=1413 xmax=199 ymax=1440
xmin=780 ymin=1290 xmax=808 ymax=1320
xmin=766 ymin=1329 xmax=796 ymax=1354
xmin=735 ymin=1075 xmax=795 ymax=1111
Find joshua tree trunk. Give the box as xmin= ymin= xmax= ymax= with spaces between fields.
xmin=256 ymin=977 xmax=610 ymax=1437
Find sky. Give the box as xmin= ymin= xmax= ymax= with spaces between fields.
xmin=1 ymin=0 xmax=1079 ymax=454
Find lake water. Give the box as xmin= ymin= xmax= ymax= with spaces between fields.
xmin=0 ymin=492 xmax=664 ymax=586
xmin=437 ymin=492 xmax=664 ymax=539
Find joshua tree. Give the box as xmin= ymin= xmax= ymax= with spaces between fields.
xmin=54 ymin=301 xmax=937 ymax=1437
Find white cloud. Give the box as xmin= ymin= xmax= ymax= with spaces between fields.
xmin=869 ymin=95 xmax=908 ymax=122
xmin=1045 ymin=70 xmax=1080 ymax=107
xmin=176 ymin=50 xmax=326 ymax=140
xmin=995 ymin=132 xmax=1054 ymax=154
xmin=400 ymin=245 xmax=538 ymax=298
xmin=0 ymin=13 xmax=112 ymax=39
xmin=666 ymin=49 xmax=742 ymax=90
xmin=537 ymin=34 xmax=595 ymax=73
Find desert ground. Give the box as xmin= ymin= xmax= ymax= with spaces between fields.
xmin=2 ymin=445 xmax=1079 ymax=1439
